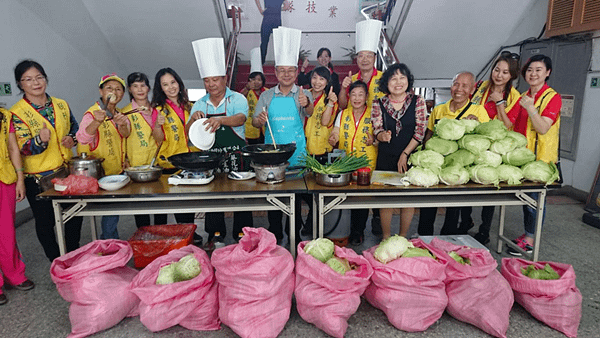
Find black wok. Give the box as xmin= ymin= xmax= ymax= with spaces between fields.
xmin=241 ymin=143 xmax=296 ymax=165
xmin=164 ymin=151 xmax=224 ymax=171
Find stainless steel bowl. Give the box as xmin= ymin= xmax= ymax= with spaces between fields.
xmin=124 ymin=166 xmax=163 ymax=182
xmin=315 ymin=172 xmax=352 ymax=187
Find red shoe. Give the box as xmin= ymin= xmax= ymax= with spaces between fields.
xmin=507 ymin=237 xmax=533 ymax=256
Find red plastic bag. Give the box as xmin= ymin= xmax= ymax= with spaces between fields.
xmin=363 ymin=238 xmax=448 ymax=332
xmin=52 ymin=174 xmax=99 ymax=195
xmin=130 ymin=245 xmax=220 ymax=332
xmin=429 ymin=238 xmax=513 ymax=338
xmin=128 ymin=224 xmax=196 ymax=268
xmin=295 ymin=241 xmax=373 ymax=338
xmin=211 ymin=227 xmax=295 ymax=338
xmin=50 ymin=240 xmax=140 ymax=338
xmin=501 ymin=258 xmax=582 ymax=337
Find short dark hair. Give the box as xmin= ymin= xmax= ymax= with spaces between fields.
xmin=248 ymin=71 xmax=266 ymax=87
xmin=378 ymin=63 xmax=414 ymax=95
xmin=311 ymin=66 xmax=332 ymax=104
xmin=14 ymin=60 xmax=47 ymax=92
xmin=348 ymin=80 xmax=368 ymax=96
xmin=521 ymin=54 xmax=552 ymax=81
xmin=126 ymin=72 xmax=150 ymax=101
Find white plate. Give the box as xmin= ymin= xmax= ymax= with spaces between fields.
xmin=189 ymin=118 xmax=215 ymax=150
xmin=98 ymin=175 xmax=130 ymax=191
xmin=228 ymin=172 xmax=256 ymax=180
xmin=54 ymin=183 xmax=67 ymax=192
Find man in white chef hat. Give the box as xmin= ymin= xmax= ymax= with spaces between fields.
xmin=240 ymin=47 xmax=267 ymax=144
xmin=187 ymin=37 xmax=252 ymax=248
xmin=252 ymin=26 xmax=313 ymax=245
xmin=338 ymin=19 xmax=384 ymax=110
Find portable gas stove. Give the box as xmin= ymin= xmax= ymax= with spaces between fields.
xmin=167 ymin=169 xmax=215 ymax=185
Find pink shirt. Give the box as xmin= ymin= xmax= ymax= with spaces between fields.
xmin=130 ymin=100 xmax=158 ymax=127
xmin=166 ymin=99 xmax=186 ymax=123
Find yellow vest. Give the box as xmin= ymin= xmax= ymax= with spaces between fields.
xmin=11 ymin=97 xmax=73 ymax=174
xmin=155 ymin=103 xmax=192 ymax=169
xmin=77 ymin=103 xmax=125 ymax=175
xmin=0 ymin=108 xmax=17 ymax=185
xmin=245 ymin=89 xmax=265 ymax=140
xmin=526 ymin=87 xmax=560 ymax=164
xmin=471 ymin=80 xmax=520 ymax=117
xmin=352 ymin=69 xmax=384 ymax=108
xmin=123 ymin=103 xmax=159 ymax=167
xmin=305 ymin=93 xmax=334 ymax=155
xmin=338 ymin=105 xmax=378 ymax=170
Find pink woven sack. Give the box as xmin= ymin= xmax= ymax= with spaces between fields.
xmin=211 ymin=227 xmax=295 ymax=338
xmin=295 ymin=241 xmax=373 ymax=338
xmin=129 ymin=245 xmax=219 ymax=332
xmin=429 ymin=238 xmax=513 ymax=338
xmin=363 ymin=238 xmax=448 ymax=332
xmin=50 ymin=240 xmax=140 ymax=338
xmin=501 ymin=258 xmax=582 ymax=337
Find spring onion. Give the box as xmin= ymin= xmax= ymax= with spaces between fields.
xmin=301 ymin=153 xmax=371 ymax=174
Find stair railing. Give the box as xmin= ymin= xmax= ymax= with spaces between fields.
xmin=225 ymin=6 xmax=242 ymax=88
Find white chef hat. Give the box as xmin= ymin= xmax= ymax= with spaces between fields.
xmin=273 ymin=26 xmax=302 ymax=67
xmin=356 ymin=19 xmax=383 ymax=53
xmin=191 ymin=37 xmax=226 ymax=78
xmin=250 ymin=47 xmax=263 ymax=73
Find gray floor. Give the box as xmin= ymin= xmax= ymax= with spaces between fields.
xmin=1 ymin=195 xmax=599 ymax=338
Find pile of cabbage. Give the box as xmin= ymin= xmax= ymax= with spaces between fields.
xmin=406 ymin=118 xmax=559 ymax=187
xmin=304 ymin=238 xmax=354 ymax=275
xmin=156 ymin=253 xmax=202 ymax=285
xmin=373 ymin=235 xmax=436 ymax=263
xmin=521 ymin=263 xmax=560 ymax=280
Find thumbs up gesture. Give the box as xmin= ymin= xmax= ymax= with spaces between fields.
xmin=327 ymin=86 xmax=338 ymax=104
xmin=298 ymin=88 xmax=309 ymax=108
xmin=39 ymin=122 xmax=51 ymax=143
xmin=341 ymin=71 xmax=353 ymax=89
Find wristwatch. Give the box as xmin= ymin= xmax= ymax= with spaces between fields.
xmin=495 ymin=99 xmax=506 ymax=106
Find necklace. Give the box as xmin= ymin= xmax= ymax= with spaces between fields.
xmin=389 ymin=95 xmax=406 ymax=104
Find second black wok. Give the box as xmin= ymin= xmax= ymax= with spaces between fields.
xmin=241 ymin=143 xmax=296 ymax=165
xmin=164 ymin=151 xmax=224 ymax=171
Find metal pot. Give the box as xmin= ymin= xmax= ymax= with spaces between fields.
xmin=124 ymin=166 xmax=163 ymax=182
xmin=242 ymin=143 xmax=296 ymax=165
xmin=315 ymin=172 xmax=352 ymax=187
xmin=69 ymin=152 xmax=105 ymax=179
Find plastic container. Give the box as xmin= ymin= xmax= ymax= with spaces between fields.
xmin=128 ymin=223 xmax=197 ymax=268
xmin=357 ymin=167 xmax=372 ymax=186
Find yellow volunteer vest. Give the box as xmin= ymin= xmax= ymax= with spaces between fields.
xmin=123 ymin=103 xmax=159 ymax=167
xmin=427 ymin=99 xmax=490 ymax=131
xmin=352 ymin=69 xmax=384 ymax=108
xmin=156 ymin=103 xmax=192 ymax=169
xmin=471 ymin=80 xmax=520 ymax=116
xmin=338 ymin=105 xmax=378 ymax=170
xmin=77 ymin=103 xmax=125 ymax=175
xmin=11 ymin=97 xmax=73 ymax=174
xmin=305 ymin=93 xmax=334 ymax=155
xmin=0 ymin=108 xmax=17 ymax=184
xmin=245 ymin=89 xmax=265 ymax=140
xmin=526 ymin=87 xmax=560 ymax=164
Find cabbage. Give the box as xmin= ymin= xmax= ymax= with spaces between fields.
xmin=521 ymin=264 xmax=560 ymax=280
xmin=489 ymin=137 xmax=518 ymax=155
xmin=502 ymin=147 xmax=536 ymax=166
xmin=156 ymin=263 xmax=177 ymax=285
xmin=406 ymin=166 xmax=440 ymax=187
xmin=425 ymin=137 xmax=459 ymax=155
xmin=374 ymin=235 xmax=414 ymax=263
xmin=522 ymin=160 xmax=559 ymax=185
xmin=474 ymin=119 xmax=508 ymax=141
xmin=497 ymin=164 xmax=523 ymax=185
xmin=475 ymin=150 xmax=502 ymax=167
xmin=458 ymin=119 xmax=481 ymax=134
xmin=505 ymin=130 xmax=528 ymax=148
xmin=443 ymin=149 xmax=476 ymax=168
xmin=435 ymin=118 xmax=466 ymax=140
xmin=304 ymin=238 xmax=335 ymax=262
xmin=174 ymin=254 xmax=202 ymax=281
xmin=439 ymin=166 xmax=470 ymax=186
xmin=408 ymin=150 xmax=444 ymax=170
xmin=468 ymin=164 xmax=500 ymax=186
xmin=448 ymin=251 xmax=470 ymax=265
xmin=402 ymin=247 xmax=435 ymax=259
xmin=458 ymin=134 xmax=491 ymax=155
xmin=326 ymin=257 xmax=352 ymax=275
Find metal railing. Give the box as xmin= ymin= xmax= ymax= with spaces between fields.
xmin=225 ymin=6 xmax=242 ymax=88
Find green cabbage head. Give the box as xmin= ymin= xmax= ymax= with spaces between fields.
xmin=505 ymin=131 xmax=528 ymax=148
xmin=407 ymin=166 xmax=440 ymax=187
xmin=448 ymin=251 xmax=470 ymax=265
xmin=402 ymin=247 xmax=435 ymax=259
xmin=175 ymin=254 xmax=202 ymax=281
xmin=156 ymin=263 xmax=177 ymax=285
xmin=468 ymin=164 xmax=500 ymax=186
xmin=408 ymin=150 xmax=444 ymax=170
xmin=497 ymin=164 xmax=523 ymax=185
xmin=474 ymin=119 xmax=508 ymax=141
xmin=326 ymin=257 xmax=352 ymax=275
xmin=439 ymin=166 xmax=470 ymax=186
xmin=458 ymin=134 xmax=491 ymax=155
xmin=475 ymin=150 xmax=503 ymax=167
xmin=522 ymin=160 xmax=559 ymax=185
xmin=443 ymin=149 xmax=476 ymax=168
xmin=458 ymin=119 xmax=481 ymax=134
xmin=374 ymin=235 xmax=414 ymax=263
xmin=490 ymin=137 xmax=518 ymax=155
xmin=304 ymin=238 xmax=335 ymax=262
xmin=502 ymin=147 xmax=536 ymax=166
xmin=425 ymin=137 xmax=459 ymax=155
xmin=435 ymin=118 xmax=466 ymax=140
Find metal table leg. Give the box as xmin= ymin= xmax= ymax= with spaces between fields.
xmin=52 ymin=200 xmax=66 ymax=256
xmin=532 ymin=190 xmax=546 ymax=262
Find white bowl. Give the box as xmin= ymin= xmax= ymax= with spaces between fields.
xmin=98 ymin=175 xmax=130 ymax=191
xmin=189 ymin=118 xmax=216 ymax=150
xmin=54 ymin=183 xmax=67 ymax=192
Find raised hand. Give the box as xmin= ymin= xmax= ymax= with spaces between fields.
xmin=327 ymin=86 xmax=337 ymax=104
xmin=298 ymin=89 xmax=309 ymax=108
xmin=520 ymin=94 xmax=535 ymax=112
xmin=156 ymin=114 xmax=165 ymax=126
xmin=328 ymin=131 xmax=339 ymax=147
xmin=488 ymin=91 xmax=503 ymax=103
xmin=39 ymin=123 xmax=51 ymax=143
xmin=190 ymin=111 xmax=206 ymax=123
xmin=341 ymin=71 xmax=353 ymax=89
xmin=93 ymin=110 xmax=107 ymax=122
xmin=378 ymin=130 xmax=392 ymax=143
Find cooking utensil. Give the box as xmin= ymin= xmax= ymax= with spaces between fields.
xmin=251 ymin=161 xmax=289 ymax=184
xmin=163 ymin=151 xmax=224 ymax=171
xmin=124 ymin=166 xmax=163 ymax=182
xmin=241 ymin=143 xmax=296 ymax=165
xmin=142 ymin=144 xmax=162 ymax=169
xmin=99 ymin=95 xmax=114 ymax=120
xmin=315 ymin=172 xmax=352 ymax=187
xmin=263 ymin=107 xmax=277 ymax=149
xmin=69 ymin=152 xmax=105 ymax=179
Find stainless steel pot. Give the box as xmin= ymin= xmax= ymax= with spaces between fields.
xmin=315 ymin=172 xmax=352 ymax=187
xmin=69 ymin=152 xmax=105 ymax=179
xmin=124 ymin=166 xmax=163 ymax=182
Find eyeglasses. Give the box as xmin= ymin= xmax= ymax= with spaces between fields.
xmin=500 ymin=51 xmax=520 ymax=60
xmin=20 ymin=75 xmax=46 ymax=84
xmin=276 ymin=68 xmax=297 ymax=75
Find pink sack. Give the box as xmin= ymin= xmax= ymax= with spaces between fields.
xmin=50 ymin=240 xmax=140 ymax=338
xmin=363 ymin=238 xmax=448 ymax=332
xmin=295 ymin=241 xmax=373 ymax=338
xmin=501 ymin=258 xmax=582 ymax=337
xmin=129 ymin=245 xmax=219 ymax=332
xmin=429 ymin=238 xmax=513 ymax=338
xmin=211 ymin=227 xmax=294 ymax=338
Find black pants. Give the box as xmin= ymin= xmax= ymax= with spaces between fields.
xmin=468 ymin=206 xmax=495 ymax=237
xmin=349 ymin=209 xmax=370 ymax=239
xmin=153 ymin=213 xmax=195 ymax=225
xmin=25 ymin=177 xmax=83 ymax=262
xmin=205 ymin=211 xmax=253 ymax=241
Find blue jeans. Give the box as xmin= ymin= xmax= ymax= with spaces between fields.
xmin=101 ymin=215 xmax=120 ymax=239
xmin=523 ymin=192 xmax=546 ymax=237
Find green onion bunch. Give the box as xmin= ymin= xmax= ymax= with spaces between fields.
xmin=301 ymin=153 xmax=371 ymax=174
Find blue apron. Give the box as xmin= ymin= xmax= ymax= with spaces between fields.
xmin=265 ymin=96 xmax=307 ymax=167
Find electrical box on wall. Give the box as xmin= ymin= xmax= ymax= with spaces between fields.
xmin=0 ymin=82 xmax=12 ymax=96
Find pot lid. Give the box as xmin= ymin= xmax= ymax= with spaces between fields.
xmin=70 ymin=152 xmax=104 ymax=164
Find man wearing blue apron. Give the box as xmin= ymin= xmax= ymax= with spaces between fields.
xmin=253 ymin=26 xmax=314 ymax=244
xmin=189 ymin=37 xmax=251 ymax=249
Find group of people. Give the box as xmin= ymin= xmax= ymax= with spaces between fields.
xmin=0 ymin=19 xmax=561 ymax=305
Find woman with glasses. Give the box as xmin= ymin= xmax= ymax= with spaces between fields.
xmin=10 ymin=60 xmax=83 ymax=261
